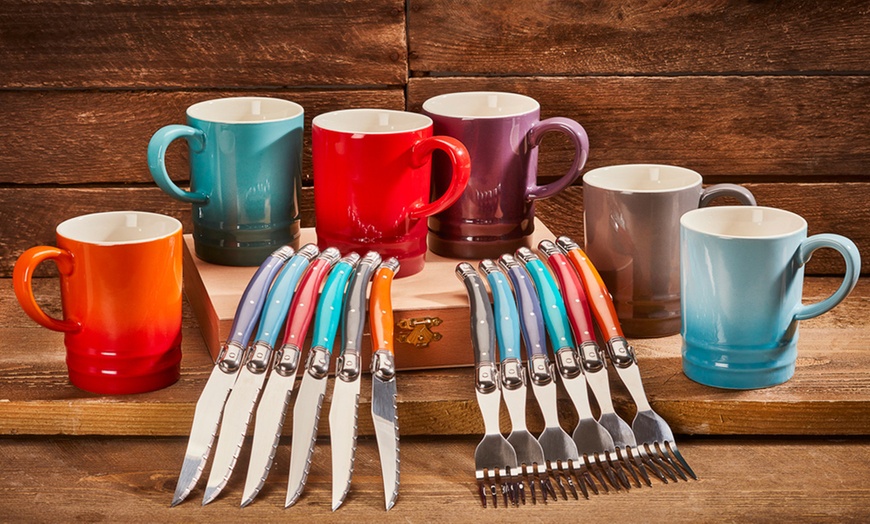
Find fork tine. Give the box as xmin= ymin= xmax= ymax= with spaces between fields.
xmin=477 ymin=477 xmax=488 ymax=507
xmin=593 ymin=454 xmax=621 ymax=491
xmin=665 ymin=441 xmax=698 ymax=480
xmin=609 ymin=456 xmax=632 ymax=490
xmin=617 ymin=447 xmax=650 ymax=487
xmin=567 ymin=462 xmax=590 ymax=499
xmin=582 ymin=455 xmax=609 ymax=493
xmin=611 ymin=450 xmax=640 ymax=488
xmin=643 ymin=444 xmax=679 ymax=481
xmin=559 ymin=462 xmax=579 ymax=500
xmin=630 ymin=446 xmax=668 ymax=484
xmin=654 ymin=442 xmax=688 ymax=481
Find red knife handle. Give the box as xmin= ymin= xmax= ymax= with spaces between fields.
xmin=280 ymin=249 xmax=340 ymax=348
xmin=538 ymin=240 xmax=597 ymax=345
xmin=556 ymin=237 xmax=625 ymax=339
xmin=370 ymin=258 xmax=400 ymax=354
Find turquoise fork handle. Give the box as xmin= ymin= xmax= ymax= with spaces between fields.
xmin=516 ymin=248 xmax=576 ymax=352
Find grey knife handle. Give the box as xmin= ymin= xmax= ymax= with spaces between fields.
xmin=221 ymin=246 xmax=294 ymax=368
xmin=337 ymin=251 xmax=381 ymax=381
xmin=456 ymin=262 xmax=496 ymax=368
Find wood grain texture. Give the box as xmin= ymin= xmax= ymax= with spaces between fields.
xmin=408 ymin=0 xmax=870 ymax=75
xmin=408 ymin=76 xmax=870 ymax=181
xmin=1 ymin=277 xmax=867 ymax=437
xmin=0 ymin=89 xmax=405 ymax=185
xmin=0 ymin=0 xmax=406 ymax=88
xmin=1 ymin=435 xmax=869 ymax=521
xmin=535 ymin=183 xmax=870 ymax=275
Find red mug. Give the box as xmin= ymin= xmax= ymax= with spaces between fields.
xmin=13 ymin=211 xmax=183 ymax=395
xmin=312 ymin=109 xmax=471 ymax=277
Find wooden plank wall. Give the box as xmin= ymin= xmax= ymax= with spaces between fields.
xmin=1 ymin=0 xmax=868 ymax=277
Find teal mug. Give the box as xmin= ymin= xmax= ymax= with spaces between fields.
xmin=148 ymin=97 xmax=304 ymax=266
xmin=680 ymin=206 xmax=861 ymax=389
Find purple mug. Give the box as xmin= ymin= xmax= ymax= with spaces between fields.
xmin=423 ymin=91 xmax=589 ymax=258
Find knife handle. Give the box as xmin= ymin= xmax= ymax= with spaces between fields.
xmin=220 ymin=245 xmax=294 ymax=370
xmin=280 ymin=248 xmax=340 ymax=349
xmin=340 ymin=251 xmax=381 ymax=358
xmin=311 ymin=253 xmax=360 ymax=355
xmin=370 ymin=258 xmax=399 ymax=354
xmin=253 ymin=244 xmax=319 ymax=348
xmin=479 ymin=260 xmax=521 ymax=363
xmin=455 ymin=262 xmax=496 ymax=368
xmin=538 ymin=240 xmax=596 ymax=345
xmin=515 ymin=247 xmax=576 ymax=352
xmin=556 ymin=236 xmax=624 ymax=339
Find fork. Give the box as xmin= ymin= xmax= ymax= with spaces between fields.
xmin=557 ymin=237 xmax=698 ymax=481
xmin=456 ymin=262 xmax=520 ymax=507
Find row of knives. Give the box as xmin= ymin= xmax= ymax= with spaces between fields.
xmin=172 ymin=244 xmax=401 ymax=511
xmin=456 ymin=237 xmax=696 ymax=508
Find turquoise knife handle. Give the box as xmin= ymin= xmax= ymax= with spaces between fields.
xmin=253 ymin=244 xmax=319 ymax=347
xmin=516 ymin=247 xmax=576 ymax=352
xmin=311 ymin=253 xmax=360 ymax=354
xmin=479 ymin=260 xmax=521 ymax=362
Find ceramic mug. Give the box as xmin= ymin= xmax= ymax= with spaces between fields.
xmin=148 ymin=97 xmax=304 ymax=266
xmin=681 ymin=206 xmax=860 ymax=389
xmin=422 ymin=91 xmax=589 ymax=258
xmin=13 ymin=211 xmax=183 ymax=395
xmin=583 ymin=164 xmax=756 ymax=338
xmin=312 ymin=108 xmax=471 ymax=277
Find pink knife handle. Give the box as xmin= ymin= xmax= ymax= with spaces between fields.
xmin=280 ymin=256 xmax=334 ymax=347
xmin=540 ymin=242 xmax=597 ymax=344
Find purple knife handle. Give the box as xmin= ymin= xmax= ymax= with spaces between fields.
xmin=226 ymin=246 xmax=294 ymax=349
xmin=498 ymin=254 xmax=547 ymax=359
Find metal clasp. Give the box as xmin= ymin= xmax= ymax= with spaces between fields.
xmin=397 ymin=316 xmax=443 ymax=347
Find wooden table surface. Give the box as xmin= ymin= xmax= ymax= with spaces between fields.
xmin=1 ymin=277 xmax=869 ymax=521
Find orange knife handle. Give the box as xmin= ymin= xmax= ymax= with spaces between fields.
xmin=558 ymin=237 xmax=625 ymax=339
xmin=370 ymin=258 xmax=400 ymax=354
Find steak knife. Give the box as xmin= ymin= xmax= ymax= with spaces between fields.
xmin=286 ymin=252 xmax=360 ymax=507
xmin=202 ymin=244 xmax=319 ymax=505
xmin=328 ymin=251 xmax=382 ymax=511
xmin=171 ymin=245 xmax=295 ymax=507
xmin=369 ymin=258 xmax=401 ymax=511
xmin=240 ymin=248 xmax=340 ymax=507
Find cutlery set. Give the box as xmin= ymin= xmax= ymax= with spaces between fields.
xmin=456 ymin=236 xmax=697 ymax=508
xmin=172 ymin=244 xmax=401 ymax=510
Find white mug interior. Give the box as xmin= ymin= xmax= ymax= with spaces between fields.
xmin=56 ymin=211 xmax=182 ymax=245
xmin=187 ymin=97 xmax=303 ymax=124
xmin=584 ymin=164 xmax=702 ymax=192
xmin=313 ymin=108 xmax=432 ymax=134
xmin=681 ymin=206 xmax=807 ymax=239
xmin=422 ymin=91 xmax=539 ymax=118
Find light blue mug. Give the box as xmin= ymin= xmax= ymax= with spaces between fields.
xmin=680 ymin=206 xmax=861 ymax=389
xmin=148 ymin=97 xmax=304 ymax=266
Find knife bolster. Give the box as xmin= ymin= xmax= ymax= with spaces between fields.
xmin=371 ymin=349 xmax=396 ymax=381
xmin=306 ymin=346 xmax=331 ymax=379
xmin=337 ymin=353 xmax=361 ymax=382
xmin=218 ymin=341 xmax=246 ymax=373
xmin=247 ymin=341 xmax=273 ymax=374
xmin=275 ymin=343 xmax=301 ymax=377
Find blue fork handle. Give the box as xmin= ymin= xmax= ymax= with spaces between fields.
xmin=311 ymin=253 xmax=360 ymax=355
xmin=253 ymin=245 xmax=319 ymax=347
xmin=479 ymin=260 xmax=521 ymax=362
xmin=225 ymin=245 xmax=295 ymax=349
xmin=455 ymin=262 xmax=496 ymax=367
xmin=515 ymin=247 xmax=576 ymax=352
xmin=340 ymin=251 xmax=381 ymax=358
xmin=498 ymin=254 xmax=547 ymax=359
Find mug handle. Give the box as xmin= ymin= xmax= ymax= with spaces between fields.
xmin=408 ymin=136 xmax=471 ymax=219
xmin=526 ymin=117 xmax=590 ymax=200
xmin=699 ymin=183 xmax=757 ymax=206
xmin=13 ymin=246 xmax=81 ymax=333
xmin=793 ymin=234 xmax=861 ymax=321
xmin=147 ymin=124 xmax=209 ymax=204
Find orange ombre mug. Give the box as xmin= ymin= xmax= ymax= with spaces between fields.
xmin=13 ymin=211 xmax=183 ymax=395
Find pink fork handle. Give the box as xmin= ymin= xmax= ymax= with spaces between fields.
xmin=409 ymin=135 xmax=471 ymax=219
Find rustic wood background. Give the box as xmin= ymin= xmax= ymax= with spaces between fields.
xmin=1 ymin=0 xmax=868 ymax=276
